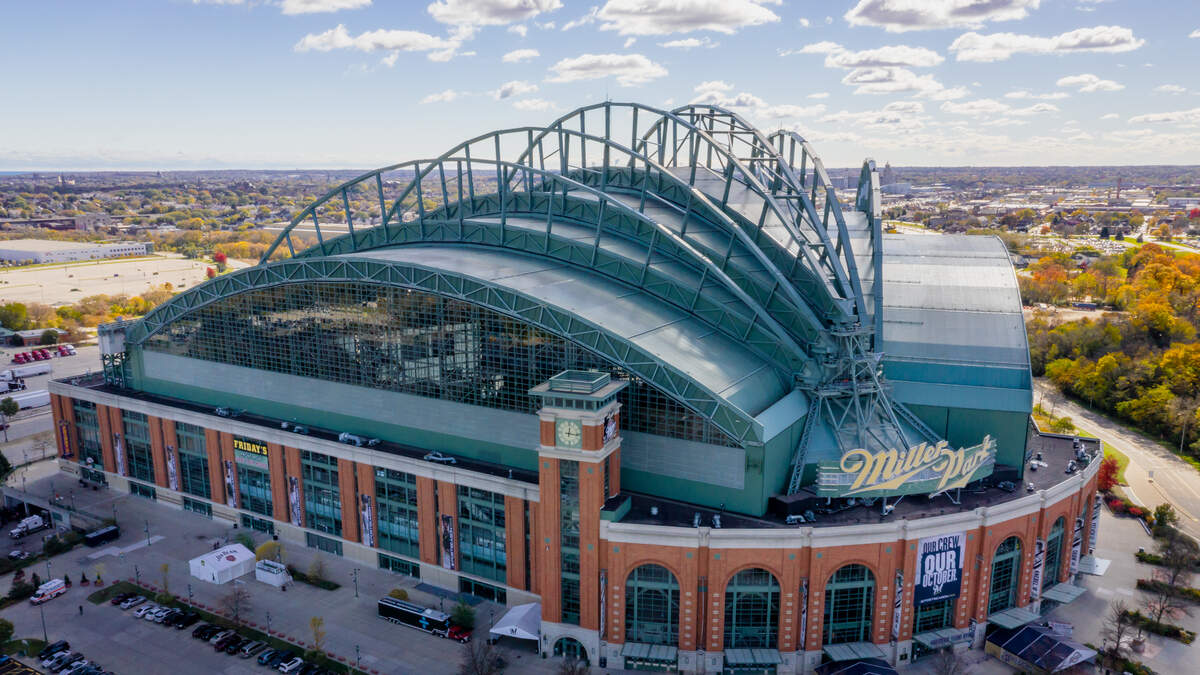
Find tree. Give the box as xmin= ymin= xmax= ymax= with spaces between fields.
xmin=450 ymin=601 xmax=476 ymax=630
xmin=458 ymin=638 xmax=501 ymax=675
xmin=220 ymin=584 xmax=252 ymax=626
xmin=1154 ymin=503 xmax=1180 ymax=529
xmin=255 ymin=540 xmax=281 ymax=561
xmin=309 ymin=616 xmax=326 ymax=654
xmin=1101 ymin=599 xmax=1134 ymax=659
xmin=0 ymin=618 xmax=12 ymax=644
xmin=234 ymin=532 xmax=255 ymax=550
xmin=1154 ymin=529 xmax=1197 ymax=590
xmin=1097 ymin=456 xmax=1120 ymax=491
xmin=0 ymin=397 xmax=18 ymax=443
xmin=29 ymin=572 xmax=40 ymax=588
xmin=388 ymin=588 xmax=408 ymax=600
xmin=205 ymin=267 xmax=216 ymax=279
xmin=307 ymin=556 xmax=327 ymax=583
xmin=38 ymin=329 xmax=58 ymax=345
xmin=556 ymin=659 xmax=589 ymax=675
xmin=160 ymin=563 xmax=170 ymax=597
xmin=0 ymin=303 xmax=29 ymax=331
xmin=213 ymin=251 xmax=227 ymax=265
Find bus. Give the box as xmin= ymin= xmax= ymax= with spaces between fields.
xmin=83 ymin=525 xmax=120 ymax=547
xmin=376 ymin=597 xmax=470 ymax=642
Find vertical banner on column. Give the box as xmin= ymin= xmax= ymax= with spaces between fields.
xmin=58 ymin=422 xmax=72 ymax=458
xmin=113 ymin=433 xmax=126 ymax=476
xmin=915 ymin=532 xmax=964 ymax=606
xmin=440 ymin=513 xmax=457 ymax=570
xmin=892 ymin=569 xmax=903 ymax=642
xmin=223 ymin=460 xmax=237 ymax=508
xmin=1069 ymin=517 xmax=1083 ymax=575
xmin=1030 ymin=538 xmax=1045 ymax=600
xmin=165 ymin=445 xmax=179 ymax=492
xmin=599 ymin=569 xmax=607 ymax=640
xmin=799 ymin=578 xmax=808 ymax=651
xmin=360 ymin=493 xmax=375 ymax=548
xmin=288 ymin=476 xmax=302 ymax=526
xmin=1089 ymin=497 xmax=1101 ymax=554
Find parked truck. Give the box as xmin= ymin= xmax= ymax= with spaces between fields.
xmin=5 ymin=389 xmax=50 ymax=410
xmin=0 ymin=363 xmax=52 ymax=382
xmin=9 ymin=514 xmax=48 ymax=539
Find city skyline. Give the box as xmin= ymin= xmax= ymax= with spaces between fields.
xmin=2 ymin=0 xmax=1198 ymax=170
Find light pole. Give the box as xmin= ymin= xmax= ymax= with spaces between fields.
xmin=352 ymin=568 xmax=360 ymax=599
xmin=134 ymin=563 xmax=140 ymax=587
xmin=266 ymin=611 xmax=271 ymax=635
xmin=46 ymin=559 xmax=52 ymax=581
xmin=355 ymin=644 xmax=360 ymax=669
xmin=143 ymin=519 xmax=150 ymax=546
xmin=111 ymin=502 xmax=117 ymax=525
xmin=233 ymin=579 xmax=245 ymax=626
xmin=38 ymin=599 xmax=48 ymax=643
xmin=187 ymin=583 xmax=193 ymax=606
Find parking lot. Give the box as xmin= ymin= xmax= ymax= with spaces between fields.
xmin=0 ymin=255 xmax=215 ymax=306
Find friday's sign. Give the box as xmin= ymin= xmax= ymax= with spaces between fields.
xmin=816 ymin=435 xmax=996 ymax=498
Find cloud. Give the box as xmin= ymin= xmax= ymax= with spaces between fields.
xmin=1056 ymin=73 xmax=1124 ymax=92
xmin=1155 ymin=84 xmax=1187 ymax=94
xmin=1100 ymin=113 xmax=1119 ymax=120
xmin=798 ymin=18 xmax=810 ymax=28
xmin=844 ymin=0 xmax=1039 ymax=33
xmin=821 ymin=101 xmax=928 ymax=130
xmin=808 ymin=92 xmax=830 ymax=99
xmin=950 ymin=25 xmax=1144 ymax=62
xmin=427 ymin=0 xmax=562 ymax=27
xmin=1191 ymin=29 xmax=1200 ymax=38
xmin=659 ymin=37 xmax=719 ymax=49
xmin=294 ymin=24 xmax=463 ymax=61
xmin=491 ymin=80 xmax=538 ymax=99
xmin=689 ymin=82 xmax=825 ymax=121
xmin=420 ymin=89 xmax=461 ymax=104
xmin=546 ymin=53 xmax=668 ymax=86
xmin=781 ymin=41 xmax=843 ymax=56
xmin=562 ymin=6 xmax=598 ymax=30
xmin=595 ymin=0 xmax=780 ymax=36
xmin=512 ymin=98 xmax=558 ymax=111
xmin=280 ymin=0 xmax=370 ymax=13
xmin=939 ymin=98 xmax=1058 ymax=117
xmin=979 ymin=118 xmax=1029 ymax=127
xmin=759 ymin=104 xmax=827 ymax=119
xmin=1129 ymin=107 xmax=1200 ymax=124
xmin=507 ymin=25 xmax=527 ymax=37
xmin=502 ymin=48 xmax=540 ymax=63
xmin=623 ymin=37 xmax=635 ymax=47
xmin=840 ymin=67 xmax=966 ymax=99
xmin=824 ymin=44 xmax=943 ymax=68
xmin=1004 ymin=90 xmax=1068 ymax=100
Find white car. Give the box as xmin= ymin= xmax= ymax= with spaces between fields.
xmin=277 ymin=657 xmax=305 ymax=673
xmin=62 ymin=660 xmax=93 ymax=675
xmin=133 ymin=603 xmax=159 ymax=618
xmin=120 ymin=595 xmax=146 ymax=610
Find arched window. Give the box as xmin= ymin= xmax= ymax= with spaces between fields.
xmin=553 ymin=637 xmax=588 ymax=663
xmin=625 ymin=564 xmax=680 ymax=645
xmin=823 ymin=564 xmax=876 ymax=645
xmin=988 ymin=536 xmax=1023 ymax=614
xmin=724 ymin=568 xmax=780 ymax=649
xmin=1043 ymin=518 xmax=1066 ymax=591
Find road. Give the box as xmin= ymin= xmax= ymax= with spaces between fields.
xmin=1034 ymin=379 xmax=1200 ymax=541
xmin=0 ymin=344 xmax=103 ymax=443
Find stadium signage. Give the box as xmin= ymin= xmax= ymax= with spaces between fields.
xmin=817 ymin=435 xmax=996 ymax=498
xmin=914 ymin=533 xmax=964 ymax=606
xmin=233 ymin=437 xmax=269 ymax=456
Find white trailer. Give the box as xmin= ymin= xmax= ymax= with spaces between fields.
xmin=6 ymin=389 xmax=50 ymax=410
xmin=0 ymin=363 xmax=52 ymax=382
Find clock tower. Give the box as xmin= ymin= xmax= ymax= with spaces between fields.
xmin=530 ymin=370 xmax=627 ymax=650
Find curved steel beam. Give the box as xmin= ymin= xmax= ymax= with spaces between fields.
xmin=127 ymin=256 xmax=765 ymax=445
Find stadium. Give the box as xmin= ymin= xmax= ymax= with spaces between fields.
xmin=50 ymin=103 xmax=1101 ymax=673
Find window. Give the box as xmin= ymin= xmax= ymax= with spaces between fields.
xmin=240 ymin=514 xmax=275 ymax=534
xmin=176 ymin=422 xmax=210 ymax=499
xmin=914 ymin=597 xmax=954 ymax=634
xmin=73 ymin=400 xmax=102 ymax=469
xmin=237 ymin=464 xmax=273 ymax=517
xmin=457 ymin=485 xmax=507 ymax=584
xmin=379 ymin=553 xmax=421 ymax=580
xmin=122 ymin=411 xmax=154 ymax=483
xmin=559 ymin=460 xmax=580 ymax=625
xmin=376 ymin=468 xmax=420 ymax=558
xmin=822 ymin=564 xmax=875 ymax=646
xmin=306 ymin=532 xmax=343 ymax=556
xmin=143 ymin=283 xmax=737 ymax=448
xmin=183 ymin=497 xmax=212 ymax=518
xmin=724 ymin=568 xmax=780 ymax=649
xmin=81 ymin=467 xmax=106 ymax=485
xmin=1044 ymin=518 xmax=1066 ymax=591
xmin=625 ymin=564 xmax=679 ymax=646
xmin=459 ymin=577 xmax=506 ymax=604
xmin=129 ymin=481 xmax=157 ymax=500
xmin=302 ymin=451 xmax=342 ymax=537
xmin=988 ymin=536 xmax=1023 ymax=614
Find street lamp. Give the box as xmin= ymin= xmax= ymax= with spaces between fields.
xmin=233 ymin=580 xmax=245 ymax=626
xmin=187 ymin=583 xmax=193 ymax=606
xmin=355 ymin=644 xmax=361 ymax=669
xmin=46 ymin=559 xmax=52 ymax=581
xmin=352 ymin=568 xmax=360 ymax=599
xmin=134 ymin=564 xmax=140 ymax=587
xmin=38 ymin=599 xmax=48 ymax=643
xmin=266 ymin=611 xmax=272 ymax=634
xmin=111 ymin=503 xmax=117 ymax=525
xmin=143 ymin=519 xmax=151 ymax=546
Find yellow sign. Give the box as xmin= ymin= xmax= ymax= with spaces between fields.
xmin=821 ymin=435 xmax=996 ymax=498
xmin=233 ymin=437 xmax=269 ymax=456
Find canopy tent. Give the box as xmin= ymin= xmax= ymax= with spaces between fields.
xmin=489 ymin=603 xmax=541 ymax=643
xmin=987 ymin=606 xmax=1040 ymax=629
xmin=814 ymin=658 xmax=899 ymax=675
xmin=985 ymin=625 xmax=1096 ymax=675
xmin=1077 ymin=555 xmax=1110 ymax=576
xmin=822 ymin=642 xmax=887 ymax=663
xmin=188 ymin=543 xmax=255 ymax=585
xmin=621 ymin=642 xmax=678 ymax=668
xmin=912 ymin=627 xmax=973 ymax=651
xmin=1041 ymin=583 xmax=1087 ymax=606
xmin=724 ymin=648 xmax=782 ymax=670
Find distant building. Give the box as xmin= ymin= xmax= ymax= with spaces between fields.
xmin=1167 ymin=197 xmax=1200 ymax=209
xmin=0 ymin=239 xmax=150 ymax=264
xmin=0 ymin=213 xmax=111 ymax=231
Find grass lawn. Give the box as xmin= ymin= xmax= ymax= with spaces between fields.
xmin=2 ymin=638 xmax=47 ymax=657
xmin=1102 ymin=440 xmax=1130 ymax=485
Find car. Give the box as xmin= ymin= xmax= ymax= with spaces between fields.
xmin=192 ymin=624 xmax=216 ymax=639
xmin=257 ymin=648 xmax=279 ymax=666
xmin=239 ymin=641 xmax=267 ymax=658
xmin=42 ymin=651 xmax=70 ymax=669
xmin=62 ymin=660 xmax=93 ymax=675
xmin=7 ymin=550 xmax=29 ymax=560
xmin=297 ymin=664 xmax=322 ymax=675
xmin=49 ymin=652 xmax=83 ymax=672
xmin=158 ymin=608 xmax=181 ymax=624
xmin=277 ymin=657 xmax=305 ymax=674
xmin=38 ymin=641 xmax=69 ymax=660
xmin=208 ymin=629 xmax=235 ymax=644
xmin=108 ymin=592 xmax=134 ymax=606
xmin=120 ymin=595 xmax=146 ymax=610
xmin=214 ymin=407 xmax=244 ymax=418
xmin=224 ymin=636 xmax=250 ymax=654
xmin=173 ymin=610 xmax=201 ymax=629
xmin=133 ymin=602 xmax=158 ymax=618
xmin=448 ymin=625 xmax=471 ymax=643
xmin=267 ymin=650 xmax=295 ymax=668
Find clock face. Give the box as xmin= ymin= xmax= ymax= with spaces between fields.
xmin=556 ymin=419 xmax=583 ymax=448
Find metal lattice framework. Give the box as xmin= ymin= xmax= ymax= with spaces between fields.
xmin=129 ymin=102 xmax=940 ymax=490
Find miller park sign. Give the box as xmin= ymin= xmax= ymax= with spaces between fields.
xmin=816 ymin=435 xmax=996 ymax=498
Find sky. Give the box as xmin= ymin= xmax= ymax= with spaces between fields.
xmin=1 ymin=0 xmax=1198 ymax=170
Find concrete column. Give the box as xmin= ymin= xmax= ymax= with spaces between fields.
xmin=416 ymin=476 xmax=438 ymax=565
xmin=338 ymin=458 xmax=359 ymax=544
xmin=204 ymin=427 xmax=224 ymax=506
xmin=267 ymin=443 xmax=289 ymax=523
xmin=147 ymin=416 xmax=169 ymax=489
xmin=538 ymin=457 xmax=562 ymax=623
xmin=504 ymin=495 xmax=526 ymax=591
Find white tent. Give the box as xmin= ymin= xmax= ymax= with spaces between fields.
xmin=489 ymin=603 xmax=541 ymax=643
xmin=189 ymin=544 xmax=256 ymax=585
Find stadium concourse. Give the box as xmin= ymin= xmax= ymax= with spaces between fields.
xmin=50 ymin=103 xmax=1099 ymax=673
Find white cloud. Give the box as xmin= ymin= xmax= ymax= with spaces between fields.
xmin=502 ymin=48 xmax=540 ymax=63
xmin=380 ymin=51 xmax=398 ymax=67
xmin=798 ymin=18 xmax=810 ymax=28
xmin=950 ymin=25 xmax=1144 ymax=62
xmin=844 ymin=0 xmax=1039 ymax=33
xmin=428 ymin=0 xmax=562 ymax=27
xmin=840 ymin=67 xmax=966 ymax=99
xmin=821 ymin=101 xmax=928 ymax=130
xmin=1129 ymin=107 xmax=1200 ymax=124
xmin=512 ymin=98 xmax=558 ymax=111
xmin=939 ymin=98 xmax=1058 ymax=117
xmin=491 ymin=80 xmax=538 ymax=99
xmin=1056 ymin=73 xmax=1124 ymax=92
xmin=1155 ymin=84 xmax=1187 ymax=94
xmin=562 ymin=7 xmax=598 ymax=30
xmin=808 ymin=92 xmax=830 ymax=99
xmin=623 ymin=37 xmax=635 ymax=48
xmin=822 ymin=44 xmax=944 ymax=69
xmin=980 ymin=118 xmax=1029 ymax=127
xmin=1190 ymin=29 xmax=1200 ymax=38
xmin=1100 ymin=113 xmax=1119 ymax=120
xmin=546 ymin=53 xmax=668 ymax=86
xmin=1004 ymin=90 xmax=1068 ymax=100
xmin=507 ymin=25 xmax=527 ymax=37
xmin=689 ymin=82 xmax=825 ymax=120
xmin=787 ymin=41 xmax=843 ymax=55
xmin=420 ymin=89 xmax=461 ymax=104
xmin=595 ymin=0 xmax=780 ymax=36
xmin=759 ymin=104 xmax=827 ymax=119
xmin=280 ymin=0 xmax=370 ymax=14
xmin=659 ymin=37 xmax=719 ymax=49
xmin=294 ymin=24 xmax=462 ymax=61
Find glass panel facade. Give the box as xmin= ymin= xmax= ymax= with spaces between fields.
xmin=989 ymin=537 xmax=1023 ymax=614
xmin=625 ymin=564 xmax=679 ymax=646
xmin=73 ymin=400 xmax=102 ymax=469
xmin=122 ymin=411 xmax=154 ymax=483
xmin=306 ymin=532 xmax=343 ymax=556
xmin=459 ymin=577 xmax=507 ymax=604
xmin=1044 ymin=518 xmax=1065 ymax=591
xmin=237 ymin=464 xmax=272 ymax=517
xmin=129 ymin=481 xmax=156 ymax=500
xmin=376 ymin=468 xmax=420 ymax=558
xmin=724 ymin=568 xmax=780 ymax=649
xmin=914 ymin=597 xmax=954 ymax=633
xmin=182 ymin=497 xmax=212 ymax=518
xmin=559 ymin=460 xmax=580 ymax=625
xmin=143 ymin=283 xmax=736 ymax=447
xmin=175 ymin=422 xmax=210 ymax=499
xmin=823 ymin=564 xmax=875 ymax=645
xmin=301 ymin=451 xmax=342 ymax=537
xmin=457 ymin=485 xmax=507 ymax=584
xmin=379 ymin=553 xmax=421 ymax=579
xmin=240 ymin=514 xmax=275 ymax=534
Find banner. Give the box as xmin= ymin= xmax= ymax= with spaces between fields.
xmin=113 ymin=432 xmax=126 ymax=476
xmin=223 ymin=459 xmax=237 ymax=508
xmin=799 ymin=578 xmax=809 ymax=651
xmin=1069 ymin=517 xmax=1083 ymax=576
xmin=360 ymin=493 xmax=375 ymax=548
xmin=892 ymin=569 xmax=903 ymax=642
xmin=1089 ymin=497 xmax=1101 ymax=554
xmin=288 ymin=476 xmax=303 ymax=526
xmin=165 ymin=444 xmax=179 ymax=492
xmin=440 ymin=513 xmax=457 ymax=570
xmin=1030 ymin=538 xmax=1045 ymax=600
xmin=233 ymin=436 xmax=269 ymax=469
xmin=914 ymin=532 xmax=964 ymax=606
xmin=58 ymin=422 xmax=71 ymax=458
xmin=599 ymin=569 xmax=608 ymax=640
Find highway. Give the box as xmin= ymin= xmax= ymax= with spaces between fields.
xmin=1034 ymin=378 xmax=1200 ymax=542
xmin=0 ymin=343 xmax=102 ymax=443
